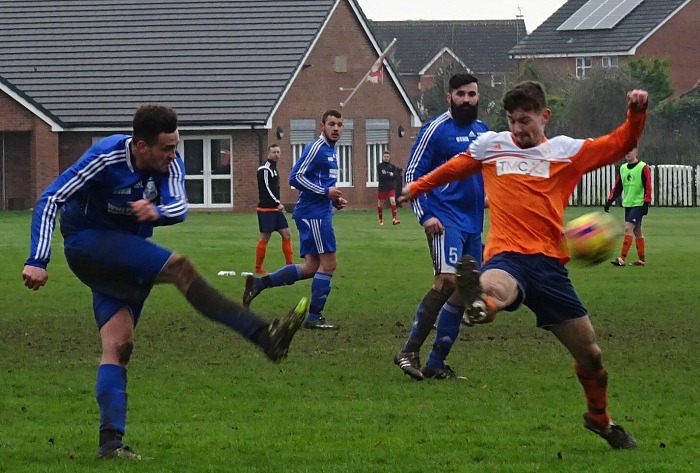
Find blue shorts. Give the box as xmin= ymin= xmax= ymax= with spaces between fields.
xmin=257 ymin=210 xmax=289 ymax=233
xmin=63 ymin=229 xmax=172 ymax=328
xmin=294 ymin=214 xmax=336 ymax=257
xmin=482 ymin=252 xmax=587 ymax=328
xmin=624 ymin=206 xmax=645 ymax=228
xmin=426 ymin=226 xmax=482 ymax=275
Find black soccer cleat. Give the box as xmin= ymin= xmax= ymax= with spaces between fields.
xmin=393 ymin=351 xmax=424 ymax=381
xmin=303 ymin=316 xmax=339 ymax=330
xmin=97 ymin=443 xmax=142 ymax=460
xmin=456 ymin=255 xmax=492 ymax=325
xmin=421 ymin=364 xmax=465 ymax=380
xmin=242 ymin=275 xmax=259 ymax=308
xmin=263 ymin=297 xmax=309 ymax=362
xmin=583 ymin=414 xmax=638 ymax=449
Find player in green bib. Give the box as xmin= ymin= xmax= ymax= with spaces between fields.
xmin=604 ymin=147 xmax=651 ymax=266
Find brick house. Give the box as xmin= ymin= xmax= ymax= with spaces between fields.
xmin=508 ymin=0 xmax=700 ymax=96
xmin=371 ymin=20 xmax=526 ymax=107
xmin=0 ymin=0 xmax=421 ymax=211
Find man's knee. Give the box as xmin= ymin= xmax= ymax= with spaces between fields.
xmin=162 ymin=255 xmax=198 ymax=291
xmin=116 ymin=340 xmax=134 ymax=365
xmin=434 ymin=274 xmax=456 ymax=296
xmin=481 ymin=270 xmax=518 ymax=308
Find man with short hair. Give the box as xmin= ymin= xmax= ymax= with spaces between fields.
xmin=254 ymin=143 xmax=294 ymax=274
xmin=243 ymin=110 xmax=347 ymax=330
xmin=394 ymin=73 xmax=488 ymax=380
xmin=604 ymin=147 xmax=651 ymax=266
xmin=376 ymin=149 xmax=400 ymax=225
xmin=22 ymin=104 xmax=308 ymax=460
xmin=402 ymin=81 xmax=647 ymax=449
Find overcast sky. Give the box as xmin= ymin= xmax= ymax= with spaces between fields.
xmin=357 ymin=0 xmax=568 ymax=32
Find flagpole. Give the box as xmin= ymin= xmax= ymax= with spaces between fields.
xmin=340 ymin=38 xmax=397 ymax=108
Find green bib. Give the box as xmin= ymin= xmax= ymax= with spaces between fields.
xmin=620 ymin=161 xmax=646 ymax=207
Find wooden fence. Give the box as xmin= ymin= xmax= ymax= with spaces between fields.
xmin=570 ymin=165 xmax=700 ymax=207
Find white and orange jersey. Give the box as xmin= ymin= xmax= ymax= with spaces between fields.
xmin=409 ymin=109 xmax=647 ymax=263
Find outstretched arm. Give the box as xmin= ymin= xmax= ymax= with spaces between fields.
xmin=401 ymin=151 xmax=480 ymax=201
xmin=576 ymin=90 xmax=649 ymax=174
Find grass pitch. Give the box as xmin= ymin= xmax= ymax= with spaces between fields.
xmin=1 ymin=208 xmax=699 ymax=472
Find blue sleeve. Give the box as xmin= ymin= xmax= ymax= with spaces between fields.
xmin=25 ymin=152 xmax=104 ymax=269
xmin=405 ymin=123 xmax=439 ymax=225
xmin=153 ymin=155 xmax=188 ymax=226
xmin=289 ymin=141 xmax=327 ymax=196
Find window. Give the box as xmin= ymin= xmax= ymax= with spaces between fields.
xmin=366 ymin=119 xmax=390 ymax=186
xmin=576 ymin=57 xmax=592 ymax=79
xmin=178 ymin=136 xmax=232 ymax=208
xmin=490 ymin=74 xmax=506 ymax=88
xmin=289 ymin=118 xmax=353 ymax=187
xmin=602 ymin=56 xmax=618 ymax=68
xmin=290 ymin=119 xmax=317 ymax=167
xmin=336 ymin=119 xmax=353 ymax=187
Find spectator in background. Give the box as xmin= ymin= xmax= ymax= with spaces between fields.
xmin=254 ymin=144 xmax=294 ymax=274
xmin=376 ymin=149 xmax=401 ymax=225
xmin=604 ymin=147 xmax=651 ymax=266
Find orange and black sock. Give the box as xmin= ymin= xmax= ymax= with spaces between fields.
xmin=255 ymin=240 xmax=267 ymax=270
xmin=635 ymin=237 xmax=646 ymax=262
xmin=391 ymin=204 xmax=397 ymax=220
xmin=620 ymin=235 xmax=633 ymax=260
xmin=575 ymin=362 xmax=610 ymax=428
xmin=377 ymin=206 xmax=383 ymax=221
xmin=282 ymin=238 xmax=294 ymax=265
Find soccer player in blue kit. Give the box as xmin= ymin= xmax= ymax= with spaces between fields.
xmin=243 ymin=109 xmax=347 ymax=330
xmin=394 ymin=74 xmax=488 ymax=380
xmin=21 ymin=105 xmax=309 ymax=460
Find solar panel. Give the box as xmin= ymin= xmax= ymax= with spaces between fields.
xmin=557 ymin=0 xmax=645 ymax=31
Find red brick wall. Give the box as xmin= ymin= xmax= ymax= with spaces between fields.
xmin=637 ymin=0 xmax=700 ymax=96
xmin=0 ymin=90 xmax=58 ymax=208
xmin=2 ymin=132 xmax=30 ymax=209
xmin=59 ymin=132 xmax=93 ymax=170
xmin=231 ymin=129 xmax=263 ymax=211
xmin=515 ymin=1 xmax=700 ymax=96
xmin=270 ymin=0 xmax=418 ymax=210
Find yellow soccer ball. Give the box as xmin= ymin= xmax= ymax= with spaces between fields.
xmin=564 ymin=211 xmax=619 ymax=265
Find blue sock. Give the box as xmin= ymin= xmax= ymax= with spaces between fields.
xmin=96 ymin=364 xmax=127 ymax=440
xmin=258 ymin=264 xmax=303 ymax=292
xmin=426 ymin=302 xmax=464 ymax=368
xmin=308 ymin=272 xmax=332 ymax=321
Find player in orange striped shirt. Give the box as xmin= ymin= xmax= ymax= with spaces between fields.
xmin=402 ymin=81 xmax=648 ymax=449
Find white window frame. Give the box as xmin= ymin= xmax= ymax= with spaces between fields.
xmin=490 ymin=73 xmax=506 ymax=88
xmin=576 ymin=57 xmax=592 ymax=79
xmin=178 ymin=135 xmax=232 ymax=209
xmin=336 ymin=119 xmax=353 ymax=187
xmin=365 ymin=119 xmax=390 ymax=187
xmin=335 ymin=145 xmax=353 ymax=187
xmin=602 ymin=56 xmax=618 ymax=69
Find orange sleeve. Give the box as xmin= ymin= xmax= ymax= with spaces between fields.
xmin=572 ymin=108 xmax=647 ymax=174
xmin=409 ymin=152 xmax=481 ymax=198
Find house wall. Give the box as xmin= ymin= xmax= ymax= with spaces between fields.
xmin=270 ymin=0 xmax=417 ymax=210
xmin=514 ymin=1 xmax=700 ymax=96
xmin=0 ymin=90 xmax=58 ymax=209
xmin=637 ymin=0 xmax=700 ymax=96
xmin=515 ymin=56 xmax=635 ymax=82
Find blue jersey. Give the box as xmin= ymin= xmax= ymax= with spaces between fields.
xmin=26 ymin=134 xmax=188 ymax=269
xmin=404 ymin=111 xmax=488 ymax=232
xmin=289 ymin=134 xmax=338 ymax=219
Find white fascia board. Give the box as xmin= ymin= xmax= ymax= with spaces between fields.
xmin=0 ymin=83 xmax=64 ymax=132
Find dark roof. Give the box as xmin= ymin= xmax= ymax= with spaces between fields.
xmin=509 ymin=0 xmax=689 ymax=57
xmin=370 ymin=20 xmax=526 ymax=75
xmin=680 ymin=81 xmax=700 ymax=99
xmin=0 ymin=0 xmax=336 ymax=127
